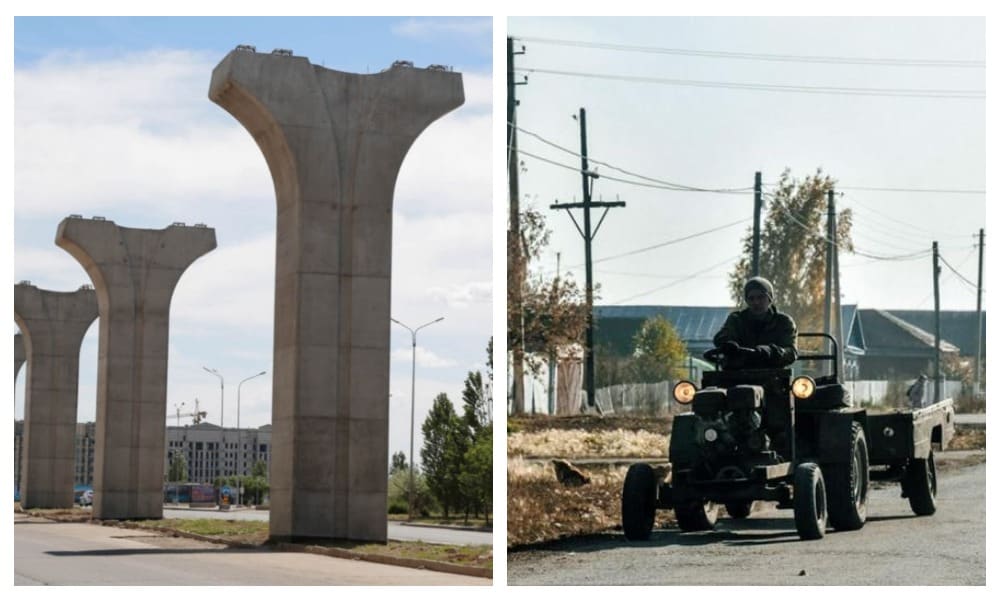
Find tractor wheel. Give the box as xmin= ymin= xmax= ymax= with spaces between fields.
xmin=675 ymin=500 xmax=718 ymax=532
xmin=725 ymin=501 xmax=753 ymax=519
xmin=904 ymin=449 xmax=938 ymax=516
xmin=793 ymin=462 xmax=827 ymax=540
xmin=826 ymin=422 xmax=870 ymax=531
xmin=622 ymin=463 xmax=657 ymax=541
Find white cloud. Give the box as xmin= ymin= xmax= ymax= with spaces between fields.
xmin=391 ymin=345 xmax=457 ymax=368
xmin=427 ymin=281 xmax=492 ymax=309
xmin=391 ymin=18 xmax=492 ymax=40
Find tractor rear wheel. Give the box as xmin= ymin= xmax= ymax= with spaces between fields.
xmin=675 ymin=500 xmax=718 ymax=531
xmin=622 ymin=463 xmax=657 ymax=541
xmin=826 ymin=422 xmax=870 ymax=531
xmin=725 ymin=501 xmax=753 ymax=519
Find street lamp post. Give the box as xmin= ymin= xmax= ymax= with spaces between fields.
xmin=390 ymin=316 xmax=444 ymax=521
xmin=236 ymin=370 xmax=266 ymax=507
xmin=203 ymin=367 xmax=225 ymax=482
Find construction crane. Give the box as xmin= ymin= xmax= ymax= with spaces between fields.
xmin=171 ymin=399 xmax=207 ymax=427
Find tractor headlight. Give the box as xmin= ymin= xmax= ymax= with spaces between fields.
xmin=791 ymin=376 xmax=816 ymax=400
xmin=673 ymin=380 xmax=697 ymax=405
xmin=704 ymin=428 xmax=718 ymax=442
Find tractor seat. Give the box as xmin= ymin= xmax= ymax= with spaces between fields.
xmin=803 ymin=383 xmax=851 ymax=410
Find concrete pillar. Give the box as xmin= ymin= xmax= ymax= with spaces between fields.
xmin=14 ymin=283 xmax=98 ymax=508
xmin=209 ymin=50 xmax=464 ymax=542
xmin=15 ymin=332 xmax=25 ymax=384
xmin=56 ymin=216 xmax=216 ymax=519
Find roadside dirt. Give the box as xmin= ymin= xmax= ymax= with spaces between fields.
xmin=507 ymin=415 xmax=985 ymax=548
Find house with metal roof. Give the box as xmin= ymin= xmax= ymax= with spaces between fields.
xmin=595 ymin=304 xmax=975 ymax=382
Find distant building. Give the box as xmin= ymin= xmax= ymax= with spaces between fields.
xmin=75 ymin=422 xmax=96 ymax=486
xmin=165 ymin=423 xmax=272 ymax=483
xmin=14 ymin=421 xmax=272 ymax=493
xmin=595 ymin=304 xmax=982 ymax=382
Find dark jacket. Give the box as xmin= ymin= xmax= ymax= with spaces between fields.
xmin=713 ymin=307 xmax=798 ymax=368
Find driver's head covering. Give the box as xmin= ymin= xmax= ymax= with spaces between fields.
xmin=744 ymin=276 xmax=774 ymax=302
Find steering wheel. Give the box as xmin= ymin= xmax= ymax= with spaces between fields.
xmin=703 ymin=347 xmax=726 ymax=363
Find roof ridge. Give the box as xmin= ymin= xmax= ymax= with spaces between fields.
xmin=874 ymin=309 xmax=959 ymax=352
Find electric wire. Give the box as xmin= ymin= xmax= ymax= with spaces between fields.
xmin=609 ymin=254 xmax=742 ymax=305
xmin=514 ymin=122 xmax=753 ymax=193
xmin=513 ymin=36 xmax=986 ymax=69
xmin=515 ymin=67 xmax=985 ymax=99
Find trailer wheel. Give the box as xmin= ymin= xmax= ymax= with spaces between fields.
xmin=904 ymin=449 xmax=937 ymax=516
xmin=826 ymin=422 xmax=870 ymax=531
xmin=622 ymin=463 xmax=657 ymax=540
xmin=675 ymin=500 xmax=718 ymax=531
xmin=725 ymin=501 xmax=753 ymax=519
xmin=793 ymin=463 xmax=827 ymax=540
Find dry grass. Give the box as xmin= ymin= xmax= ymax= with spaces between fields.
xmin=507 ymin=459 xmax=675 ymax=547
xmin=948 ymin=428 xmax=986 ymax=450
xmin=508 ymin=429 xmax=668 ymax=458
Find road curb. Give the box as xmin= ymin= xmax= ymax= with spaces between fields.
xmin=96 ymin=519 xmax=492 ymax=579
xmin=273 ymin=542 xmax=492 ymax=579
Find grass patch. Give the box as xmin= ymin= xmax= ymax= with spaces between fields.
xmin=131 ymin=518 xmax=270 ymax=543
xmin=386 ymin=514 xmax=490 ymax=528
xmin=306 ymin=539 xmax=492 ymax=569
xmin=506 ymin=461 xmax=675 ymax=547
xmin=948 ymin=428 xmax=986 ymax=450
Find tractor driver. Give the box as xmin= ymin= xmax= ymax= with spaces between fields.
xmin=712 ymin=276 xmax=798 ymax=369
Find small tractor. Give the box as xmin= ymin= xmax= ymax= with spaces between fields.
xmin=622 ymin=333 xmax=954 ymax=541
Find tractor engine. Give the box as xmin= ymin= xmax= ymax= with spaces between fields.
xmin=691 ymin=385 xmax=769 ymax=476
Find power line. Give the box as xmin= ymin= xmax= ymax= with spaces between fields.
xmin=515 ymin=123 xmax=752 ymax=193
xmin=768 ymin=195 xmax=932 ymax=262
xmin=518 ymin=147 xmax=753 ymax=193
xmin=595 ymin=268 xmax=728 ymax=280
xmin=838 ymin=185 xmax=985 ymax=194
xmin=515 ymin=67 xmax=985 ymax=99
xmin=591 ymin=218 xmax=750 ymax=266
xmin=939 ymin=252 xmax=979 ymax=291
xmin=514 ymin=36 xmax=985 ymax=68
xmin=547 ymin=217 xmax=751 ymax=275
xmin=610 ymin=254 xmax=741 ymax=305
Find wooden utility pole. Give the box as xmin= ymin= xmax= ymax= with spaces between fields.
xmin=752 ymin=171 xmax=763 ymax=276
xmin=975 ymin=228 xmax=984 ymax=397
xmin=933 ymin=241 xmax=942 ymax=403
xmin=824 ymin=189 xmax=836 ymax=353
xmin=551 ymin=108 xmax=624 ymax=410
xmin=507 ymin=37 xmax=527 ymax=414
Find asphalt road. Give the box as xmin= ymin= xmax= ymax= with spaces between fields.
xmin=14 ymin=517 xmax=487 ymax=585
xmin=156 ymin=508 xmax=492 ymax=546
xmin=509 ymin=459 xmax=986 ymax=585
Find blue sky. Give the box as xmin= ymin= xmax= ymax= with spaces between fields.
xmin=10 ymin=16 xmax=493 ymax=468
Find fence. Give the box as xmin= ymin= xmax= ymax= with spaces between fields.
xmin=512 ymin=377 xmax=967 ymax=416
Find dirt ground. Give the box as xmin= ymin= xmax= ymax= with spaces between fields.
xmin=506 ymin=415 xmax=985 ymax=548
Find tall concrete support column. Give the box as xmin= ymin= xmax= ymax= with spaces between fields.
xmin=209 ymin=50 xmax=464 ymax=542
xmin=15 ymin=332 xmax=25 ymax=384
xmin=14 ymin=283 xmax=98 ymax=508
xmin=56 ymin=216 xmax=216 ymax=519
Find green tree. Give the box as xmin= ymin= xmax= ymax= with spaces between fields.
xmin=461 ymin=370 xmax=491 ymax=434
xmin=421 ymin=393 xmax=469 ymax=517
xmin=632 ymin=316 xmax=689 ymax=383
xmin=728 ymin=168 xmax=853 ymax=340
xmin=168 ymin=451 xmax=188 ymax=483
xmin=387 ymin=466 xmax=437 ymax=516
xmin=251 ymin=460 xmax=267 ymax=479
xmin=459 ymin=428 xmax=492 ymax=524
xmin=390 ymin=451 xmax=408 ymax=475
xmin=510 ymin=209 xmax=588 ymax=414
